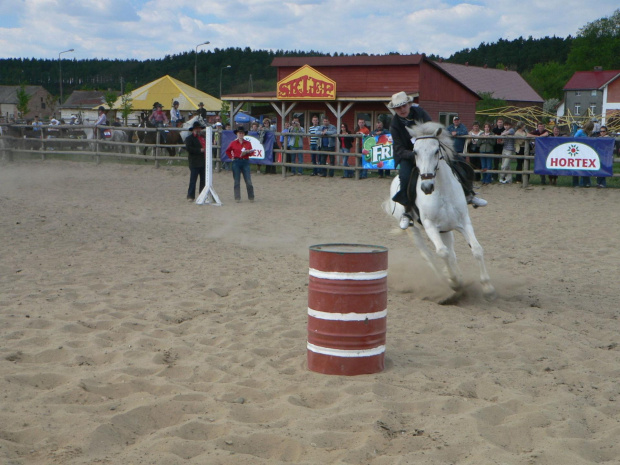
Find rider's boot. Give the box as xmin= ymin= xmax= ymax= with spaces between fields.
xmin=399 ymin=212 xmax=413 ymax=230
xmin=467 ymin=195 xmax=488 ymax=208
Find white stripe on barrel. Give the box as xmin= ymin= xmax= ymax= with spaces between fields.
xmin=307 ymin=342 xmax=386 ymax=358
xmin=308 ymin=308 xmax=387 ymax=321
xmin=309 ymin=268 xmax=387 ymax=281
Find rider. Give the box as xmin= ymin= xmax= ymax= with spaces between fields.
xmin=150 ymin=102 xmax=169 ymax=143
xmin=95 ymin=106 xmax=108 ymax=139
xmin=170 ymin=100 xmax=183 ymax=127
xmin=388 ymin=91 xmax=487 ymax=230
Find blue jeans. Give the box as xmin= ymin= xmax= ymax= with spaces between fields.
xmin=341 ymin=148 xmax=352 ymax=178
xmin=596 ymin=176 xmax=607 ymax=187
xmin=232 ymin=159 xmax=254 ymax=200
xmin=187 ymin=166 xmax=205 ymax=199
xmin=291 ymin=148 xmax=304 ymax=174
xmin=311 ymin=143 xmax=319 ymax=175
xmin=319 ymin=146 xmax=335 ymax=176
xmin=480 ymin=155 xmax=493 ymax=184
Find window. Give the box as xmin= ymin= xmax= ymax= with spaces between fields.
xmin=41 ymin=103 xmax=46 ymax=109
xmin=438 ymin=112 xmax=459 ymax=127
xmin=591 ymin=90 xmax=597 ymax=96
xmin=575 ymin=91 xmax=581 ymax=97
xmin=590 ymin=105 xmax=596 ymax=115
xmin=574 ymin=104 xmax=581 ymax=115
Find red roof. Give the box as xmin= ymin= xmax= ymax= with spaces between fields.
xmin=271 ymin=55 xmax=424 ymax=67
xmin=433 ymin=61 xmax=543 ymax=103
xmin=563 ymin=70 xmax=620 ymax=90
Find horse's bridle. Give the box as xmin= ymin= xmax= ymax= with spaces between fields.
xmin=413 ymin=135 xmax=448 ymax=180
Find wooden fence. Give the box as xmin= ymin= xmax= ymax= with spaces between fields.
xmin=2 ymin=124 xmax=618 ymax=187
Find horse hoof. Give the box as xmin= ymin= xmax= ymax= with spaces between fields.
xmin=438 ymin=290 xmax=463 ymax=305
xmin=483 ymin=286 xmax=497 ymax=302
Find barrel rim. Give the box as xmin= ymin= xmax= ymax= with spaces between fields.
xmin=309 ymin=243 xmax=388 ymax=254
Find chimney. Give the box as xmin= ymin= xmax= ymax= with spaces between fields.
xmin=465 ymin=62 xmax=469 ymax=66
xmin=483 ymin=64 xmax=487 ymax=69
xmin=594 ymin=66 xmax=603 ymax=71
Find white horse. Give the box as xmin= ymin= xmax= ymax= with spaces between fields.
xmin=180 ymin=115 xmax=208 ymax=141
xmin=385 ymin=121 xmax=496 ymax=301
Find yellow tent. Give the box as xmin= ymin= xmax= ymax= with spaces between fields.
xmin=101 ymin=75 xmax=222 ymax=112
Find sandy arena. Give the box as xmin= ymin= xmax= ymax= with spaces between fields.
xmin=1 ymin=160 xmax=620 ymax=465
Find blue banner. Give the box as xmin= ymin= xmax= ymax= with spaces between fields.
xmin=361 ymin=134 xmax=395 ymax=170
xmin=220 ymin=130 xmax=275 ymax=165
xmin=534 ymin=137 xmax=614 ymax=177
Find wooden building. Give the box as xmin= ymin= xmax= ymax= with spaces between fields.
xmin=222 ymin=54 xmax=481 ymax=133
xmin=0 ymin=85 xmax=55 ymax=122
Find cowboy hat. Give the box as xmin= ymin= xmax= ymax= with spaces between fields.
xmin=192 ymin=121 xmax=203 ymax=130
xmin=387 ymin=91 xmax=413 ymax=109
xmin=233 ymin=126 xmax=247 ymax=134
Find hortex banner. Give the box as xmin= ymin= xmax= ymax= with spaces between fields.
xmin=220 ymin=130 xmax=275 ymax=165
xmin=534 ymin=137 xmax=614 ymax=177
xmin=362 ymin=134 xmax=395 ymax=170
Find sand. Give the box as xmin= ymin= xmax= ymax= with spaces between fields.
xmin=1 ymin=159 xmax=620 ymax=465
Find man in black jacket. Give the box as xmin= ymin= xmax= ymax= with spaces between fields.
xmin=185 ymin=121 xmax=206 ymax=201
xmin=388 ymin=92 xmax=487 ymax=230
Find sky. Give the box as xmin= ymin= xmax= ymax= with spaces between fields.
xmin=0 ymin=0 xmax=618 ymax=61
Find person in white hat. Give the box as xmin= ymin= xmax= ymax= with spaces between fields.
xmin=388 ymin=92 xmax=487 ymax=230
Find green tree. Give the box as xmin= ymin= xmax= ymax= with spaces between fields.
xmin=523 ymin=61 xmax=573 ymax=100
xmin=119 ymin=83 xmax=134 ymax=125
xmin=220 ymin=101 xmax=230 ymax=126
xmin=104 ymin=90 xmax=117 ymax=110
xmin=567 ymin=9 xmax=620 ymax=70
xmin=475 ymin=92 xmax=507 ymax=119
xmin=16 ymin=83 xmax=31 ymax=118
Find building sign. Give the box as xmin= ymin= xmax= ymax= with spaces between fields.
xmin=534 ymin=137 xmax=614 ymax=177
xmin=277 ymin=65 xmax=336 ymax=100
xmin=362 ymin=134 xmax=395 ymax=170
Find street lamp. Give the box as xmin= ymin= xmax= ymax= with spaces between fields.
xmin=194 ymin=41 xmax=210 ymax=88
xmin=220 ymin=65 xmax=232 ymax=98
xmin=58 ymin=48 xmax=74 ymax=105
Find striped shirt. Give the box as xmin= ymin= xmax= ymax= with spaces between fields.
xmin=309 ymin=125 xmax=321 ymax=146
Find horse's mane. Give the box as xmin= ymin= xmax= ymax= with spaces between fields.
xmin=408 ymin=121 xmax=455 ymax=160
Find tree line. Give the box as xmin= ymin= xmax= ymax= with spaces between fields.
xmin=1 ymin=9 xmax=617 ymax=104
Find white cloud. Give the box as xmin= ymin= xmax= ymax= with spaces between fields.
xmin=0 ymin=0 xmax=617 ymax=59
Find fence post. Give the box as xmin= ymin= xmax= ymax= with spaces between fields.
xmin=155 ymin=130 xmax=160 ymax=169
xmin=95 ymin=127 xmax=101 ymax=164
xmin=523 ymin=141 xmax=530 ymax=188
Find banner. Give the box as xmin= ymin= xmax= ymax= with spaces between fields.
xmin=361 ymin=134 xmax=395 ymax=170
xmin=534 ymin=137 xmax=614 ymax=177
xmin=220 ymin=130 xmax=275 ymax=165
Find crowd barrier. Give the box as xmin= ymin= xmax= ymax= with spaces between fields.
xmin=2 ymin=124 xmax=619 ymax=187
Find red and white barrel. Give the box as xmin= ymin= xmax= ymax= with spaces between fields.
xmin=307 ymin=243 xmax=388 ymax=376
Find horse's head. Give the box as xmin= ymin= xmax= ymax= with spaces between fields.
xmin=406 ymin=122 xmax=454 ymax=195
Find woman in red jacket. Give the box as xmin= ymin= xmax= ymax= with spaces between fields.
xmin=225 ymin=126 xmax=256 ymax=202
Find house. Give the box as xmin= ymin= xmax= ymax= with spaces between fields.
xmin=222 ymin=54 xmax=481 ymax=132
xmin=60 ymin=90 xmax=119 ymax=123
xmin=0 ymin=85 xmax=55 ymax=121
xmin=432 ymin=61 xmax=544 ymax=109
xmin=563 ymin=68 xmax=620 ymax=124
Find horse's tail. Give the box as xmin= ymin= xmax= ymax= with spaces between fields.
xmin=383 ymin=176 xmax=405 ymax=223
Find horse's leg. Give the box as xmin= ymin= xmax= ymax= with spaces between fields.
xmin=422 ymin=223 xmax=463 ymax=292
xmin=459 ymin=223 xmax=496 ymax=300
xmin=439 ymin=231 xmax=464 ymax=291
xmin=407 ymin=224 xmax=443 ymax=279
